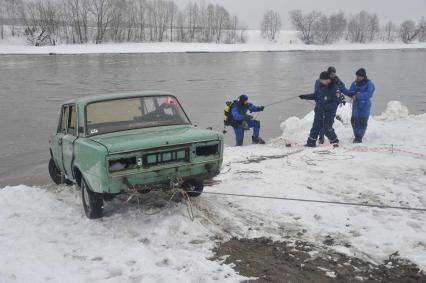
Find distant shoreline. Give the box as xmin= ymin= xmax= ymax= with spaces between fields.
xmin=1 ymin=42 xmax=426 ymax=56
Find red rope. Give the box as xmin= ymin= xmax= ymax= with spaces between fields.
xmin=280 ymin=138 xmax=426 ymax=159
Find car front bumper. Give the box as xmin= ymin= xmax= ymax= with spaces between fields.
xmin=106 ymin=158 xmax=222 ymax=194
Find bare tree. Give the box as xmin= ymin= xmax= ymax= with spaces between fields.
xmin=22 ymin=0 xmax=61 ymax=46
xmin=109 ymin=0 xmax=126 ymax=42
xmin=176 ymin=10 xmax=186 ymax=41
xmin=225 ymin=14 xmax=238 ymax=43
xmin=399 ymin=20 xmax=421 ymax=43
xmin=5 ymin=0 xmax=25 ymax=36
xmin=66 ymin=0 xmax=89 ymax=43
xmin=418 ymin=18 xmax=426 ymax=42
xmin=366 ymin=13 xmax=380 ymax=41
xmin=290 ymin=9 xmax=321 ymax=44
xmin=135 ymin=0 xmax=147 ymax=42
xmin=311 ymin=11 xmax=347 ymax=44
xmin=347 ymin=10 xmax=369 ymax=43
xmin=261 ymin=10 xmax=281 ymax=41
xmin=383 ymin=21 xmax=397 ymax=42
xmin=0 ymin=0 xmax=5 ymax=39
xmin=328 ymin=12 xmax=347 ymax=42
xmin=88 ymin=0 xmax=113 ymax=44
xmin=167 ymin=1 xmax=177 ymax=42
xmin=214 ymin=5 xmax=229 ymax=43
xmin=185 ymin=1 xmax=199 ymax=41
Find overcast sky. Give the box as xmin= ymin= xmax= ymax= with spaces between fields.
xmin=173 ymin=0 xmax=426 ymax=29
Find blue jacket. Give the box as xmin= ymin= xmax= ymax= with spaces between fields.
xmin=231 ymin=102 xmax=262 ymax=121
xmin=315 ymin=77 xmax=349 ymax=96
xmin=303 ymin=82 xmax=340 ymax=112
xmin=349 ymin=79 xmax=375 ymax=115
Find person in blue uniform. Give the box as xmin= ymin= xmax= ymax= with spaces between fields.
xmin=317 ymin=66 xmax=349 ymax=144
xmin=299 ymin=71 xmax=341 ymax=147
xmin=348 ymin=68 xmax=375 ymax=143
xmin=231 ymin=94 xmax=265 ymax=146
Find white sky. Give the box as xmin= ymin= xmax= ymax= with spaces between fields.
xmin=173 ymin=0 xmax=426 ymax=29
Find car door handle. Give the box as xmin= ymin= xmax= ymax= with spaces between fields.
xmin=58 ymin=138 xmax=63 ymax=145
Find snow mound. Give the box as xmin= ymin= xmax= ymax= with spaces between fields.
xmin=376 ymin=101 xmax=410 ymax=121
xmin=280 ymin=103 xmax=352 ymax=142
xmin=279 ymin=101 xmax=424 ymax=145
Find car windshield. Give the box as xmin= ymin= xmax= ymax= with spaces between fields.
xmin=86 ymin=96 xmax=190 ymax=136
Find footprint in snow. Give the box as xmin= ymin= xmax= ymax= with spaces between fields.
xmin=155 ymin=258 xmax=170 ymax=267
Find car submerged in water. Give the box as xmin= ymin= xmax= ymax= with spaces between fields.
xmin=48 ymin=91 xmax=224 ymax=219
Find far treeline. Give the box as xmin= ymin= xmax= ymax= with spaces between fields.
xmin=262 ymin=9 xmax=426 ymax=44
xmin=0 ymin=0 xmax=247 ymax=45
xmin=0 ymin=0 xmax=425 ymax=46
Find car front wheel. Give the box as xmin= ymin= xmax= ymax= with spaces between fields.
xmin=48 ymin=158 xmax=73 ymax=186
xmin=182 ymin=179 xmax=204 ymax=197
xmin=48 ymin=158 xmax=63 ymax=185
xmin=81 ymin=178 xmax=103 ymax=219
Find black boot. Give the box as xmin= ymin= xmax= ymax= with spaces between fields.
xmin=331 ymin=139 xmax=339 ymax=148
xmin=353 ymin=137 xmax=362 ymax=144
xmin=252 ymin=136 xmax=265 ymax=144
xmin=304 ymin=138 xmax=316 ymax=148
xmin=319 ymin=137 xmax=325 ymax=145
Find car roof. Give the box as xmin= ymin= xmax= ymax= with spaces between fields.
xmin=65 ymin=91 xmax=175 ymax=105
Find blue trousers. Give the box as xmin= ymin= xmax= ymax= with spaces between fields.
xmin=351 ymin=103 xmax=371 ymax=140
xmin=233 ymin=120 xmax=260 ymax=146
xmin=307 ymin=109 xmax=338 ymax=145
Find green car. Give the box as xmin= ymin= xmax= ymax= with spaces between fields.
xmin=49 ymin=91 xmax=224 ymax=219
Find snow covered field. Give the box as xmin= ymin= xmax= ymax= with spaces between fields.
xmin=1 ymin=101 xmax=425 ymax=282
xmin=1 ymin=31 xmax=426 ymax=55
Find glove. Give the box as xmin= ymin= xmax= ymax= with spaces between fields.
xmin=244 ymin=114 xmax=253 ymax=121
xmin=299 ymin=95 xmax=306 ymax=100
xmin=258 ymin=106 xmax=265 ymax=111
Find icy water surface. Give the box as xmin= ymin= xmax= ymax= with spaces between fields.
xmin=0 ymin=49 xmax=425 ymax=186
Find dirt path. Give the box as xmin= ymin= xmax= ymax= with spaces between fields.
xmin=214 ymin=238 xmax=426 ymax=283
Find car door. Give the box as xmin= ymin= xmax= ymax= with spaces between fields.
xmin=51 ymin=105 xmax=68 ymax=173
xmin=62 ymin=104 xmax=78 ymax=178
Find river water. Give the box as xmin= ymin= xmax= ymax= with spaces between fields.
xmin=1 ymin=49 xmax=425 ymax=186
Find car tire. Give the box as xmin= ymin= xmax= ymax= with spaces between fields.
xmin=48 ymin=158 xmax=62 ymax=185
xmin=103 ymin=194 xmax=117 ymax=202
xmin=81 ymin=178 xmax=103 ymax=219
xmin=183 ymin=179 xmax=204 ymax=197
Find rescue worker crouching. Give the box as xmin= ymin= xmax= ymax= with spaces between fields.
xmin=231 ymin=94 xmax=265 ymax=146
xmin=299 ymin=71 xmax=340 ymax=148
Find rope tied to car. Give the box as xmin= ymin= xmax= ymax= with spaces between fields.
xmin=184 ymin=191 xmax=426 ymax=212
xmin=120 ymin=176 xmax=195 ymax=220
xmin=169 ymin=177 xmax=194 ymax=221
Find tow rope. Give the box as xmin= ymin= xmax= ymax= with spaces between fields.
xmin=183 ymin=190 xmax=426 ymax=213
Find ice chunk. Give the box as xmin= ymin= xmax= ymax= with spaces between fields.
xmin=376 ymin=101 xmax=409 ymax=121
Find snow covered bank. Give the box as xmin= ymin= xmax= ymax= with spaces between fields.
xmin=1 ymin=31 xmax=426 ymax=55
xmin=1 ymin=101 xmax=425 ymax=282
xmin=0 ymin=186 xmax=245 ymax=283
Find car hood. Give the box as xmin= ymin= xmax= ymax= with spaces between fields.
xmin=89 ymin=125 xmax=221 ymax=154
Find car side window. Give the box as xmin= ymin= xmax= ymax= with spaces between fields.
xmin=68 ymin=105 xmax=77 ymax=136
xmin=58 ymin=106 xmax=68 ymax=134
